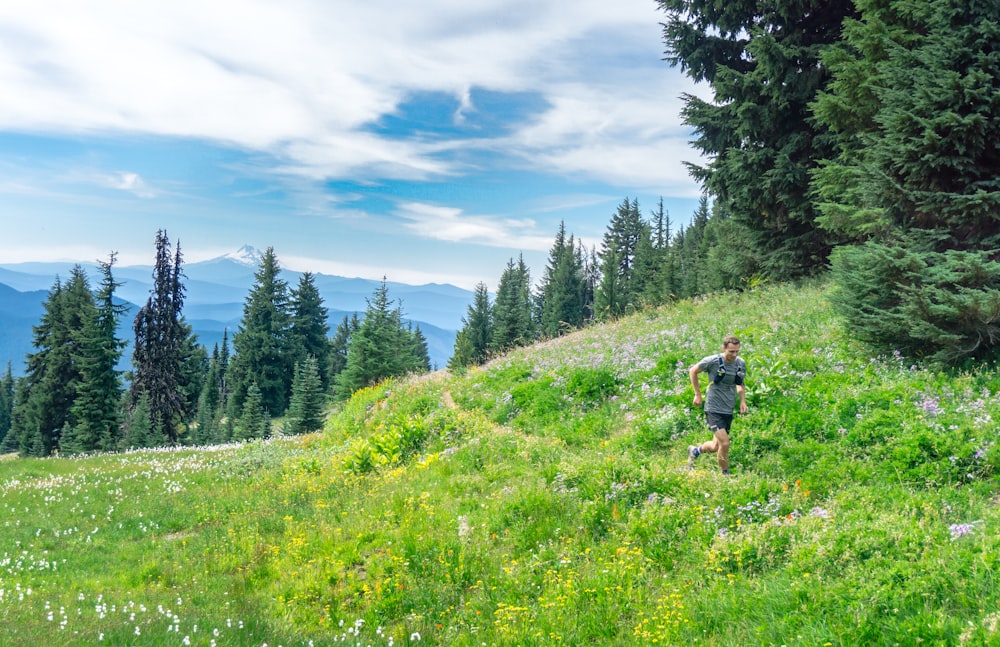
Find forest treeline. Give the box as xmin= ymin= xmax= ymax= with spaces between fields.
xmin=0 ymin=0 xmax=997 ymax=454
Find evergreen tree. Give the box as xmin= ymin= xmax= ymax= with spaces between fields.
xmin=236 ymin=382 xmax=268 ymax=440
xmin=407 ymin=324 xmax=432 ymax=373
xmin=595 ymin=198 xmax=645 ymax=318
xmin=11 ymin=267 xmax=94 ymax=455
xmin=328 ymin=314 xmax=360 ymax=388
xmin=679 ymin=197 xmax=711 ymax=298
xmin=130 ymin=231 xmax=190 ymax=443
xmin=123 ymin=391 xmax=156 ymax=449
xmin=67 ymin=255 xmax=127 ymax=453
xmin=286 ymin=356 xmax=325 ymax=434
xmin=228 ymin=247 xmax=294 ymax=415
xmin=336 ymin=280 xmax=409 ymax=399
xmin=658 ymin=0 xmax=856 ymax=278
xmin=491 ymin=256 xmax=534 ymax=351
xmin=289 ymin=272 xmax=331 ymax=390
xmin=640 ymin=197 xmax=676 ymax=305
xmin=537 ymin=222 xmax=586 ymax=337
xmin=448 ymin=282 xmax=493 ymax=370
xmin=0 ymin=363 xmax=13 ymax=450
xmin=816 ymin=0 xmax=1000 ymax=362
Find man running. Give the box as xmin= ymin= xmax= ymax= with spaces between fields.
xmin=687 ymin=335 xmax=747 ymax=475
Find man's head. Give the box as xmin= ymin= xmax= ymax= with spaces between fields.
xmin=722 ymin=335 xmax=741 ymax=361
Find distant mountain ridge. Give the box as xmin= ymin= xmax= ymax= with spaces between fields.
xmin=0 ymin=247 xmax=469 ymax=374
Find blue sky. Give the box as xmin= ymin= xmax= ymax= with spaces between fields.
xmin=0 ymin=0 xmax=707 ymax=290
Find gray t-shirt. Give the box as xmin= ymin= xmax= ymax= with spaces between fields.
xmin=697 ymin=354 xmax=747 ymax=414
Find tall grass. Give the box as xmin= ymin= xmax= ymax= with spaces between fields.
xmin=1 ymin=281 xmax=998 ymax=645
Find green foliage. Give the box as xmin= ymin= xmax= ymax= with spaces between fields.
xmin=490 ymin=255 xmax=535 ymax=351
xmin=285 ymin=356 xmax=325 ymax=435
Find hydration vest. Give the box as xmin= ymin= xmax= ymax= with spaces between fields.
xmin=712 ymin=354 xmax=744 ymax=386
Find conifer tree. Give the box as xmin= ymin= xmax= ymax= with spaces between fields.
xmin=491 ymin=256 xmax=534 ymax=351
xmin=11 ymin=267 xmax=94 ymax=455
xmin=130 ymin=231 xmax=192 ymax=444
xmin=236 ymin=382 xmax=268 ymax=440
xmin=336 ymin=280 xmax=410 ymax=399
xmin=449 ymin=282 xmax=493 ymax=370
xmin=289 ymin=272 xmax=331 ymax=389
xmin=595 ymin=198 xmax=645 ymax=318
xmin=537 ymin=222 xmax=586 ymax=338
xmin=0 ymin=363 xmax=13 ymax=450
xmin=67 ymin=255 xmax=127 ymax=453
xmin=228 ymin=247 xmax=294 ymax=415
xmin=816 ymin=0 xmax=1000 ymax=362
xmin=286 ymin=356 xmax=325 ymax=434
xmin=407 ymin=324 xmax=432 ymax=373
xmin=328 ymin=314 xmax=360 ymax=388
xmin=658 ymin=0 xmax=856 ymax=278
xmin=123 ymin=391 xmax=155 ymax=449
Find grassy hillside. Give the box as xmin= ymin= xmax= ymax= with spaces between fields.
xmin=1 ymin=281 xmax=999 ymax=646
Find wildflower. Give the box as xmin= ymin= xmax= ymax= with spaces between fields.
xmin=411 ymin=632 xmax=422 ymax=641
xmin=949 ymin=521 xmax=983 ymax=540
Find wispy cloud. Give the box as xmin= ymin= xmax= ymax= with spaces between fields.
xmin=0 ymin=0 xmax=698 ymax=190
xmin=395 ymin=202 xmax=552 ymax=252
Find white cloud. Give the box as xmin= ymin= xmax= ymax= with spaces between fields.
xmin=395 ymin=202 xmax=552 ymax=252
xmin=0 ymin=0 xmax=702 ymax=192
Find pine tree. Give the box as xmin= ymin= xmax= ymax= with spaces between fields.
xmin=236 ymin=382 xmax=268 ymax=440
xmin=659 ymin=0 xmax=856 ymax=278
xmin=328 ymin=314 xmax=360 ymax=388
xmin=130 ymin=231 xmax=191 ymax=444
xmin=123 ymin=391 xmax=155 ymax=449
xmin=336 ymin=280 xmax=408 ymax=399
xmin=491 ymin=256 xmax=534 ymax=352
xmin=11 ymin=267 xmax=94 ymax=455
xmin=537 ymin=222 xmax=586 ymax=338
xmin=67 ymin=255 xmax=127 ymax=453
xmin=0 ymin=363 xmax=13 ymax=450
xmin=289 ymin=272 xmax=331 ymax=390
xmin=817 ymin=0 xmax=1000 ymax=362
xmin=595 ymin=198 xmax=645 ymax=318
xmin=228 ymin=247 xmax=294 ymax=415
xmin=286 ymin=356 xmax=325 ymax=434
xmin=448 ymin=282 xmax=493 ymax=370
xmin=407 ymin=324 xmax=432 ymax=373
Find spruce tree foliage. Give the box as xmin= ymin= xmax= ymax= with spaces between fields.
xmin=285 ymin=356 xmax=325 ymax=435
xmin=11 ymin=267 xmax=94 ymax=456
xmin=65 ymin=255 xmax=127 ymax=454
xmin=328 ymin=314 xmax=360 ymax=388
xmin=0 ymin=364 xmax=13 ymax=450
xmin=236 ymin=382 xmax=269 ymax=440
xmin=228 ymin=247 xmax=294 ymax=416
xmin=407 ymin=324 xmax=432 ymax=373
xmin=595 ymin=198 xmax=646 ymax=319
xmin=491 ymin=256 xmax=535 ymax=352
xmin=123 ymin=391 xmax=156 ymax=449
xmin=289 ymin=272 xmax=331 ymax=390
xmin=130 ymin=231 xmax=192 ymax=444
xmin=448 ymin=282 xmax=493 ymax=370
xmin=815 ymin=0 xmax=1000 ymax=362
xmin=537 ymin=222 xmax=586 ymax=338
xmin=658 ymin=0 xmax=856 ymax=279
xmin=336 ymin=280 xmax=424 ymax=399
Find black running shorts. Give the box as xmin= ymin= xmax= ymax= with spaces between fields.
xmin=706 ymin=411 xmax=734 ymax=433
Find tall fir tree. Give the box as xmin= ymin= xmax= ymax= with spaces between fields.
xmin=328 ymin=314 xmax=360 ymax=388
xmin=66 ymin=254 xmax=127 ymax=454
xmin=11 ymin=267 xmax=94 ymax=455
xmin=228 ymin=247 xmax=294 ymax=416
xmin=816 ymin=0 xmax=1000 ymax=362
xmin=448 ymin=282 xmax=493 ymax=370
xmin=658 ymin=0 xmax=856 ymax=279
xmin=336 ymin=280 xmax=409 ymax=399
xmin=491 ymin=255 xmax=535 ymax=352
xmin=594 ymin=198 xmax=645 ymax=318
xmin=537 ymin=222 xmax=586 ymax=338
xmin=130 ymin=231 xmax=193 ymax=443
xmin=286 ymin=356 xmax=325 ymax=434
xmin=289 ymin=272 xmax=331 ymax=390
xmin=0 ymin=363 xmax=13 ymax=450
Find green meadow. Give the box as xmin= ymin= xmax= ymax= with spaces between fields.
xmin=2 ymin=281 xmax=999 ymax=646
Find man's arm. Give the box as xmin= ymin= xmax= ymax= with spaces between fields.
xmin=689 ymin=364 xmax=703 ymax=407
xmin=737 ymin=383 xmax=747 ymax=415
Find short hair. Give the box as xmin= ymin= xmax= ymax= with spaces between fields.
xmin=722 ymin=335 xmax=741 ymax=347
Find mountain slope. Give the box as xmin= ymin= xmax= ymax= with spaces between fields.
xmin=1 ymin=281 xmax=998 ymax=645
